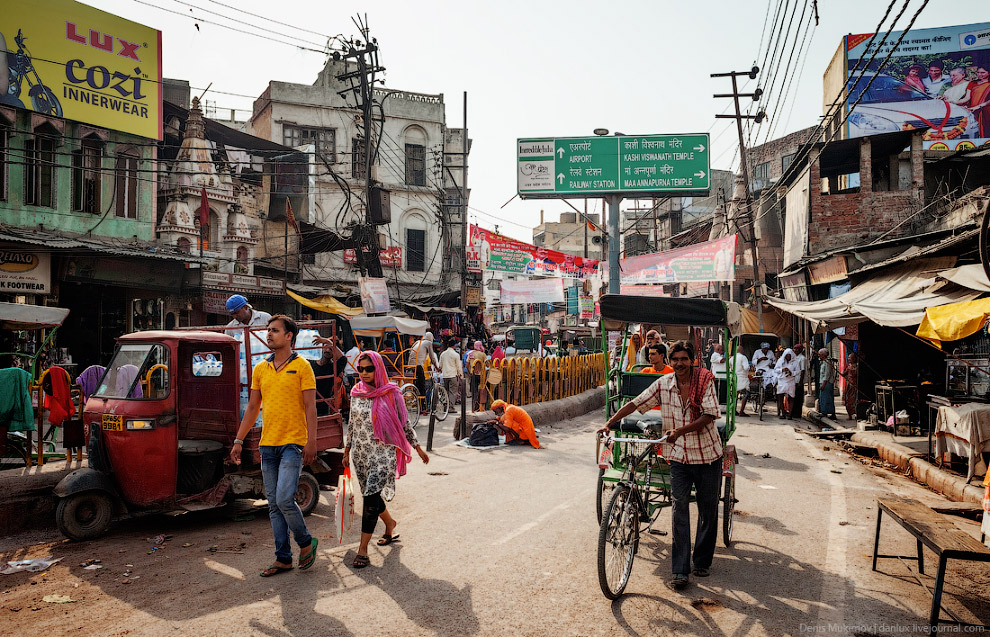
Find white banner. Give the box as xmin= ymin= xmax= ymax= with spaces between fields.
xmin=500 ymin=278 xmax=565 ymax=305
xmin=358 ymin=277 xmax=390 ymax=314
xmin=783 ymin=167 xmax=811 ymax=269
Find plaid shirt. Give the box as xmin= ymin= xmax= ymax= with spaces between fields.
xmin=631 ymin=372 xmax=722 ymax=464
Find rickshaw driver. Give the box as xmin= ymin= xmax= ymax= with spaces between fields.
xmin=598 ymin=341 xmax=722 ymax=591
xmin=230 ymin=315 xmax=319 ymax=577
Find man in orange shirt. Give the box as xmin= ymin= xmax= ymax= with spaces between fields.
xmin=491 ymin=399 xmax=540 ymax=448
xmin=641 ymin=343 xmax=673 ymax=375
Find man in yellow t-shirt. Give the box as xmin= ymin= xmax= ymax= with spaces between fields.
xmin=230 ymin=314 xmax=319 ymax=577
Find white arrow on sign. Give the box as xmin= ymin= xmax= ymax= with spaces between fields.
xmin=694 ymin=170 xmax=706 ymax=179
xmin=694 ymin=144 xmax=706 ymax=153
xmin=557 ymin=173 xmax=565 ymax=184
xmin=557 ymin=148 xmax=565 ymax=158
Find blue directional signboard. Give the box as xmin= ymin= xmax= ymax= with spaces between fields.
xmin=517 ymin=133 xmax=710 ymax=198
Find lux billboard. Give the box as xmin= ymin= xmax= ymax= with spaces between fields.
xmin=838 ymin=21 xmax=990 ymax=151
xmin=0 ymin=0 xmax=163 ymax=139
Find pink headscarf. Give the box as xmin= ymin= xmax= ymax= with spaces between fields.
xmin=349 ymin=350 xmax=413 ymax=476
xmin=474 ymin=341 xmax=485 ymax=352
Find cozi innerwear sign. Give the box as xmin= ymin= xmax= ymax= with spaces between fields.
xmin=0 ymin=0 xmax=163 ymax=139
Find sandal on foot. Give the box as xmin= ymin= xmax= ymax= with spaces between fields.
xmin=352 ymin=554 xmax=370 ymax=569
xmin=260 ymin=563 xmax=293 ymax=577
xmin=298 ymin=538 xmax=318 ymax=570
xmin=377 ymin=534 xmax=400 ymax=546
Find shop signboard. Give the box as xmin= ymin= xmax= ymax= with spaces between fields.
xmin=465 ymin=286 xmax=481 ymax=306
xmin=344 ymin=246 xmax=403 ymax=268
xmin=618 ymin=234 xmax=738 ymax=285
xmin=202 ymin=290 xmax=229 ymax=315
xmin=842 ymin=21 xmax=990 ymax=151
xmin=578 ymin=295 xmax=594 ymax=320
xmin=201 ymin=271 xmax=285 ymax=295
xmin=1 ymin=0 xmax=164 ymax=139
xmin=469 ymin=224 xmax=600 ymax=279
xmin=619 ymin=285 xmax=671 ymax=297
xmin=500 ymin=279 xmax=565 ymax=305
xmin=0 ymin=247 xmax=50 ymax=293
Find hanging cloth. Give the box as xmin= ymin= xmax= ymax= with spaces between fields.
xmin=0 ymin=367 xmax=35 ymax=432
xmin=44 ymin=366 xmax=75 ymax=426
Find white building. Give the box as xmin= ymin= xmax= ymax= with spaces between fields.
xmin=247 ymin=58 xmax=468 ymax=301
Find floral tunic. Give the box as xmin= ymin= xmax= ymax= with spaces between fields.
xmin=347 ymin=396 xmax=419 ymax=501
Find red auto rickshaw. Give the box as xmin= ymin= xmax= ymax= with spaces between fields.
xmin=54 ymin=322 xmax=345 ymax=541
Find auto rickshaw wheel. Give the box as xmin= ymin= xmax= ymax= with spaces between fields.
xmin=295 ymin=472 xmax=320 ymax=516
xmin=56 ymin=491 xmax=113 ymax=541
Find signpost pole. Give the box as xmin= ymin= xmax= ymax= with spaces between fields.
xmin=608 ymin=194 xmax=621 ymax=294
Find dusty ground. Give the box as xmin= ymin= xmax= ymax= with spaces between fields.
xmin=2 ymin=408 xmax=990 ymax=636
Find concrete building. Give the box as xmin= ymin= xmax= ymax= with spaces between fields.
xmin=532 ymin=210 xmax=603 ymax=260
xmin=246 ymin=58 xmax=469 ymax=303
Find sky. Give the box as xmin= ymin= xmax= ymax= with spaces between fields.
xmin=87 ymin=0 xmax=985 ymax=242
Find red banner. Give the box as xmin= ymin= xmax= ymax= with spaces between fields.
xmin=344 ymin=246 xmax=403 ymax=268
xmin=469 ymin=224 xmax=600 ymax=279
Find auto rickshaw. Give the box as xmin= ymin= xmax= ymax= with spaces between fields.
xmin=53 ymin=321 xmax=345 ymax=541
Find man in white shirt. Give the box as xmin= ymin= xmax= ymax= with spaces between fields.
xmin=225 ymin=295 xmax=272 ymax=329
xmin=751 ymin=342 xmax=776 ymax=388
xmin=344 ymin=338 xmax=363 ymax=389
xmin=504 ymin=339 xmax=517 ymax=357
xmin=731 ymin=349 xmax=753 ymax=416
xmin=409 ymin=331 xmax=440 ymax=405
xmin=439 ymin=339 xmax=463 ymax=399
xmin=923 ymin=61 xmax=950 ymax=98
xmin=791 ymin=344 xmax=807 ymax=418
xmin=709 ymin=343 xmax=727 ymax=405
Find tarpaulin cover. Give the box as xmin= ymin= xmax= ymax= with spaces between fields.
xmin=765 ymin=257 xmax=977 ymax=332
xmin=916 ymin=297 xmax=990 ymax=347
xmin=348 ymin=316 xmax=430 ymax=337
xmin=740 ymin=306 xmax=792 ymax=336
xmin=937 ymin=263 xmax=990 ymax=293
xmin=599 ymin=295 xmax=739 ymax=335
xmin=0 ymin=302 xmax=69 ymax=330
xmin=286 ymin=290 xmax=364 ymax=317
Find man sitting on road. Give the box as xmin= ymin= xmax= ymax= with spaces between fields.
xmin=598 ymin=341 xmax=721 ymax=591
xmin=491 ymin=399 xmax=540 ymax=449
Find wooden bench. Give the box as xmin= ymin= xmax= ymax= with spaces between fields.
xmin=872 ymin=496 xmax=990 ymax=632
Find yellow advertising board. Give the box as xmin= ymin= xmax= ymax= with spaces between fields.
xmin=0 ymin=0 xmax=162 ymax=139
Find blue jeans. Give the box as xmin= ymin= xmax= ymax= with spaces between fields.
xmin=260 ymin=444 xmax=313 ymax=563
xmin=819 ymin=381 xmax=836 ymax=417
xmin=669 ymin=459 xmax=721 ymax=576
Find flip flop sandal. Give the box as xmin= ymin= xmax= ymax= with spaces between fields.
xmin=260 ymin=563 xmax=293 ymax=577
xmin=352 ymin=554 xmax=370 ymax=569
xmin=377 ymin=534 xmax=400 ymax=546
xmin=298 ymin=538 xmax=319 ymax=571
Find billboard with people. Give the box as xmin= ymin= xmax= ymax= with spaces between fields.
xmin=843 ymin=22 xmax=990 ymax=150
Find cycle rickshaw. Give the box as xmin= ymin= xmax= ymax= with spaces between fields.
xmin=740 ymin=333 xmax=779 ymax=421
xmin=596 ymin=295 xmax=741 ymax=599
xmin=348 ymin=315 xmax=450 ymax=426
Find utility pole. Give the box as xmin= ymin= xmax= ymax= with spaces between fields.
xmin=713 ymin=66 xmax=766 ymax=332
xmin=335 ymin=15 xmax=385 ymax=278
xmin=583 ymin=199 xmax=588 ymax=259
xmin=607 ymin=194 xmax=621 ymax=295
xmin=459 ymin=92 xmax=469 ymax=440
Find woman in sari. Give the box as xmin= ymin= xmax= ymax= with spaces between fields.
xmin=968 ymin=66 xmax=990 ymax=137
xmin=625 ymin=333 xmax=643 ymax=371
xmin=345 ymin=351 xmax=429 ymax=568
xmin=841 ymin=351 xmax=859 ymax=421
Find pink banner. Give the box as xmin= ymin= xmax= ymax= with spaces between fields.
xmin=619 ymin=235 xmax=737 ymax=284
xmin=470 ymin=225 xmax=600 ymax=279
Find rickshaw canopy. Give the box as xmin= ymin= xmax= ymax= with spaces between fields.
xmin=598 ymin=295 xmax=741 ymax=336
xmin=0 ymin=302 xmax=70 ymax=330
xmin=349 ymin=315 xmax=430 ymax=338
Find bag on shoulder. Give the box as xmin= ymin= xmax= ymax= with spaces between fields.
xmin=469 ymin=421 xmax=499 ymax=447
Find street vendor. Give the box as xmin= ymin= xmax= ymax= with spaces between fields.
xmin=225 ymin=294 xmax=272 ymax=329
xmin=598 ymin=341 xmax=722 ymax=591
xmin=491 ymin=400 xmax=540 ymax=448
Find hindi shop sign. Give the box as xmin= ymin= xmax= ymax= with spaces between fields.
xmin=470 ymin=225 xmax=600 ymax=280
xmin=358 ymin=277 xmax=390 ymax=314
xmin=0 ymin=248 xmax=50 ymax=293
xmin=619 ymin=235 xmax=738 ymax=285
xmin=517 ymin=134 xmax=710 ymax=197
xmin=499 ymin=279 xmax=565 ymax=305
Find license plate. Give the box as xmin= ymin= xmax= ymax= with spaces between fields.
xmin=102 ymin=414 xmax=123 ymax=431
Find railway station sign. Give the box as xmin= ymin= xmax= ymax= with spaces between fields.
xmin=517 ymin=133 xmax=710 ymax=198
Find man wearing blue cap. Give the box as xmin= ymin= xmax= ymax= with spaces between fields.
xmin=226 ymin=294 xmax=272 ymax=329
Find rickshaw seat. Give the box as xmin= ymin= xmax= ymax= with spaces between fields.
xmin=618 ymin=410 xmax=663 ymax=433
xmin=178 ymin=439 xmax=224 ymax=454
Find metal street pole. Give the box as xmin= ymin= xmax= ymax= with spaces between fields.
xmin=608 ymin=194 xmax=621 ymax=294
xmin=458 ymin=91 xmax=469 ymax=441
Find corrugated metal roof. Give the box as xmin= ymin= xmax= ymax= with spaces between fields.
xmin=0 ymin=227 xmax=209 ymax=263
xmin=848 ymin=226 xmax=977 ymax=277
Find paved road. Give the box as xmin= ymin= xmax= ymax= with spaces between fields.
xmin=2 ymin=408 xmax=990 ymax=635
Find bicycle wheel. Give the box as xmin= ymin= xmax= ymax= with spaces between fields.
xmin=400 ymin=384 xmax=420 ymax=427
xmin=722 ymin=473 xmax=735 ymax=547
xmin=1 ymin=436 xmax=29 ymax=471
xmin=757 ymin=387 xmax=765 ymax=421
xmin=598 ymin=484 xmax=639 ymax=600
xmin=432 ymin=385 xmax=450 ymax=421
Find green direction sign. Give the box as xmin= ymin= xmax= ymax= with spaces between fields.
xmin=517 ymin=133 xmax=710 ymax=197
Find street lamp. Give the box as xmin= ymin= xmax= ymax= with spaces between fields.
xmin=593 ymin=128 xmax=609 ymax=136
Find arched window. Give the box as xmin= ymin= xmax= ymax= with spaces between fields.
xmin=236 ymin=246 xmax=248 ymax=268
xmin=209 ymin=210 xmax=221 ymax=248
xmin=25 ymin=122 xmax=60 ymax=208
xmin=176 ymin=237 xmax=191 ymax=254
xmin=402 ymin=210 xmax=428 ymax=272
xmin=403 ymin=126 xmax=427 ymax=186
xmin=115 ymin=148 xmax=139 ymax=218
xmin=72 ymin=135 xmax=103 ymax=213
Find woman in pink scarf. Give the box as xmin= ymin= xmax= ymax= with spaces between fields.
xmin=345 ymin=350 xmax=429 ymax=568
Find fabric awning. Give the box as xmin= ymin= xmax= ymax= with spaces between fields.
xmin=936 ymin=263 xmax=990 ymax=293
xmin=0 ymin=302 xmax=70 ymax=329
xmin=917 ymin=297 xmax=990 ymax=347
xmin=286 ymin=290 xmax=364 ymax=317
xmin=349 ymin=315 xmax=430 ymax=337
xmin=765 ymin=257 xmax=979 ymax=332
xmin=402 ymin=303 xmax=465 ymax=315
